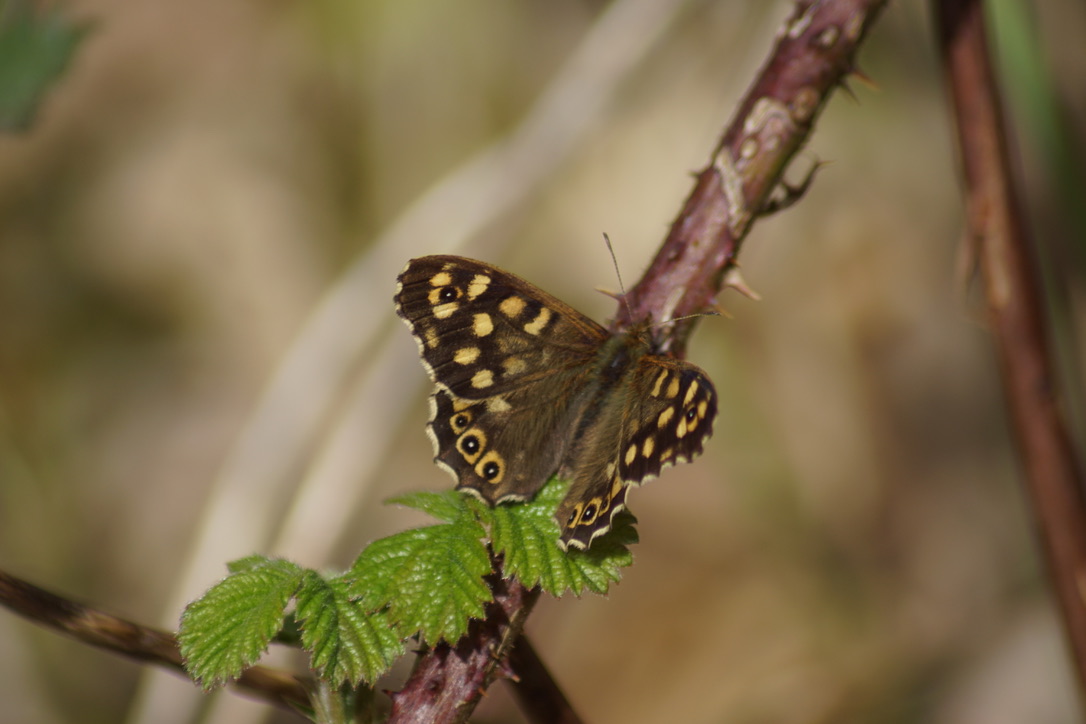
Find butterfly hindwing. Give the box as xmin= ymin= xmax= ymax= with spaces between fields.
xmin=427 ymin=386 xmax=591 ymax=503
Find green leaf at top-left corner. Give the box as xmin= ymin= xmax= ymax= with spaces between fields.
xmin=0 ymin=6 xmax=91 ymax=131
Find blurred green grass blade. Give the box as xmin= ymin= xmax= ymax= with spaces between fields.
xmin=0 ymin=6 xmax=90 ymax=131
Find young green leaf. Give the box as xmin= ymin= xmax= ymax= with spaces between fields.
xmin=348 ymin=519 xmax=492 ymax=645
xmin=179 ymin=557 xmax=305 ymax=688
xmin=294 ymin=571 xmax=405 ymax=685
xmin=564 ymin=510 xmax=638 ymax=594
xmin=225 ymin=553 xmax=282 ymax=575
xmin=486 ymin=477 xmax=637 ymax=595
xmin=385 ymin=489 xmax=470 ymax=524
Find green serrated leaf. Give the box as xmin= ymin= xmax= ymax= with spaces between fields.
xmin=225 ymin=554 xmax=278 ymax=574
xmin=348 ymin=519 xmax=493 ymax=644
xmin=385 ymin=489 xmax=470 ymax=524
xmin=489 ymin=477 xmax=637 ymax=596
xmin=179 ymin=558 xmax=305 ymax=688
xmin=294 ymin=571 xmax=405 ymax=685
xmin=564 ymin=510 xmax=638 ymax=594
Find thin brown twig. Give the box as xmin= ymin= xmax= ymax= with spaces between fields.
xmin=507 ymin=636 xmax=582 ymax=724
xmin=934 ymin=0 xmax=1086 ymax=703
xmin=0 ymin=570 xmax=312 ymax=714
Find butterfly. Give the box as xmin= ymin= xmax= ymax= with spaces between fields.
xmin=394 ymin=255 xmax=717 ymax=550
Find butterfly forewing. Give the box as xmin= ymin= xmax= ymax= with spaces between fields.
xmin=395 ymin=255 xmax=606 ymax=399
xmin=619 ymin=359 xmax=717 ymax=482
xmin=395 ymin=255 xmax=718 ymax=550
xmin=397 ymin=256 xmax=605 ymax=503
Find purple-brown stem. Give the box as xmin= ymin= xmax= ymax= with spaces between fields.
xmin=399 ymin=1 xmax=890 ymax=721
xmin=935 ymin=0 xmax=1086 ymax=701
xmin=387 ymin=573 xmax=541 ymax=724
xmin=617 ymin=0 xmax=889 ymax=354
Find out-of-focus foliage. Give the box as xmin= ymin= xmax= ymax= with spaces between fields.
xmin=0 ymin=4 xmax=88 ymax=131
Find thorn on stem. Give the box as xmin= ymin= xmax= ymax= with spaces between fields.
xmin=848 ymin=65 xmax=879 ymax=90
xmin=723 ymin=266 xmax=761 ymax=301
xmin=760 ymin=158 xmax=828 ymax=217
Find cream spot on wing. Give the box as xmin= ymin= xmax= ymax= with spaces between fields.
xmin=430 ymin=271 xmax=452 ymax=287
xmin=454 ymin=347 xmax=480 ymax=365
xmin=657 ymin=407 xmax=674 ymax=428
xmin=642 ymin=437 xmax=655 ymax=458
xmin=625 ymin=443 xmax=637 ymax=466
xmin=467 ymin=275 xmax=490 ymax=300
xmin=434 ymin=302 xmax=459 ymax=319
xmin=500 ymin=296 xmax=526 ymax=318
xmin=698 ymin=400 xmax=708 ymax=418
xmin=666 ymin=377 xmax=681 ymax=399
xmin=610 ymin=477 xmax=623 ymax=497
xmin=471 ymin=369 xmax=494 ymax=389
xmin=501 ymin=356 xmax=527 ymax=375
xmin=676 ymin=418 xmax=688 ymax=438
xmin=424 ymin=327 xmax=440 ymax=349
xmin=684 ymin=380 xmax=700 ymax=405
xmin=605 ymin=462 xmax=616 ymax=479
xmin=651 ymin=370 xmax=668 ymax=397
xmin=660 ymin=447 xmax=674 ymax=462
xmin=523 ymin=307 xmax=552 ymax=335
xmin=486 ymin=397 xmax=511 ymax=413
xmin=473 ymin=313 xmax=494 ymax=337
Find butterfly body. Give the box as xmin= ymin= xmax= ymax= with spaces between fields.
xmin=395 ymin=255 xmax=716 ymax=550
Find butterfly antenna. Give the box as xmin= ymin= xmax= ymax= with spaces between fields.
xmin=603 ymin=233 xmax=633 ymax=319
xmin=668 ymin=311 xmax=721 ymax=324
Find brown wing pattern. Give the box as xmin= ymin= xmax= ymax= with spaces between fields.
xmin=395 ymin=256 xmax=604 ymax=503
xmin=394 ymin=255 xmax=606 ymax=398
xmin=395 ymin=255 xmax=717 ymax=551
xmin=556 ymin=356 xmax=716 ymax=550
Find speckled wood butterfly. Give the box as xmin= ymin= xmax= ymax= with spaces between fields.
xmin=395 ymin=255 xmax=717 ymax=550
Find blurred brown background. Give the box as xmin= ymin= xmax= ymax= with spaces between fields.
xmin=1 ymin=1 xmax=1084 ymax=723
